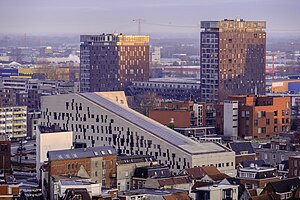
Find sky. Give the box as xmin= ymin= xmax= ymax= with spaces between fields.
xmin=0 ymin=0 xmax=299 ymax=36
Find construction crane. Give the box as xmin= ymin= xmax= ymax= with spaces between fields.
xmin=132 ymin=19 xmax=198 ymax=34
xmin=132 ymin=19 xmax=146 ymax=35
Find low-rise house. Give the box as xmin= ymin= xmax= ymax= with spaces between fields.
xmin=58 ymin=180 xmax=101 ymax=199
xmin=144 ymin=175 xmax=192 ymax=191
xmin=259 ymin=177 xmax=300 ymax=200
xmin=192 ymin=184 xmax=239 ymax=200
xmin=45 ymin=146 xmax=117 ymax=200
xmin=289 ymin=155 xmax=300 ymax=178
xmin=228 ymin=142 xmax=256 ymax=166
xmin=117 ymin=155 xmax=158 ymax=191
xmin=238 ymin=165 xmax=279 ymax=189
xmin=132 ymin=165 xmax=171 ymax=189
xmin=181 ymin=166 xmax=230 ymax=183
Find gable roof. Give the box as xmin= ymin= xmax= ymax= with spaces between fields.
xmin=183 ymin=167 xmax=206 ymax=179
xmin=157 ymin=176 xmax=192 ymax=187
xmin=163 ymin=192 xmax=192 ymax=200
xmin=201 ymin=166 xmax=222 ymax=175
xmin=228 ymin=142 xmax=255 ymax=155
xmin=268 ymin=177 xmax=300 ymax=193
xmin=241 ymin=160 xmax=266 ymax=168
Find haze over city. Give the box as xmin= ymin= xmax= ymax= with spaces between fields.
xmin=0 ymin=0 xmax=300 ymax=199
xmin=0 ymin=0 xmax=300 ymax=36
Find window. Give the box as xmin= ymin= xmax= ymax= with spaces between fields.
xmin=258 ymin=128 xmax=262 ymax=134
xmin=266 ymin=119 xmax=270 ymax=125
xmin=254 ymin=120 xmax=258 ymax=126
xmin=274 ymin=110 xmax=278 ymax=116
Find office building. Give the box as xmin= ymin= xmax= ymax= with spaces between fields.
xmin=41 ymin=92 xmax=235 ymax=175
xmin=80 ymin=34 xmax=149 ymax=92
xmin=200 ymin=19 xmax=266 ymax=102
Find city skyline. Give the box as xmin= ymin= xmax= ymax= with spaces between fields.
xmin=0 ymin=0 xmax=299 ymax=36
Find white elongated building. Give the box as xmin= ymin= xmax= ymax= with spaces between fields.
xmin=41 ymin=92 xmax=235 ymax=175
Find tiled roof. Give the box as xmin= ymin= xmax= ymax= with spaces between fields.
xmin=157 ymin=176 xmax=192 ymax=187
xmin=48 ymin=146 xmax=117 ymax=161
xmin=201 ymin=166 xmax=222 ymax=175
xmin=163 ymin=192 xmax=192 ymax=200
xmin=184 ymin=167 xmax=206 ymax=179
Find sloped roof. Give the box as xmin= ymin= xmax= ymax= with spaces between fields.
xmin=81 ymin=92 xmax=231 ymax=155
xmin=201 ymin=166 xmax=222 ymax=175
xmin=228 ymin=142 xmax=255 ymax=155
xmin=183 ymin=167 xmax=206 ymax=179
xmin=163 ymin=192 xmax=192 ymax=200
xmin=241 ymin=160 xmax=266 ymax=168
xmin=48 ymin=146 xmax=117 ymax=161
xmin=269 ymin=177 xmax=300 ymax=193
xmin=157 ymin=176 xmax=192 ymax=187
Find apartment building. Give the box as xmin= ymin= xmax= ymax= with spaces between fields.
xmin=200 ymin=19 xmax=266 ymax=102
xmin=217 ymin=95 xmax=291 ymax=139
xmin=80 ymin=34 xmax=149 ymax=92
xmin=0 ymin=106 xmax=27 ymax=138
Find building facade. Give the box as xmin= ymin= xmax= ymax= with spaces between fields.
xmin=289 ymin=156 xmax=300 ymax=178
xmin=0 ymin=106 xmax=27 ymax=138
xmin=41 ymin=92 xmax=235 ymax=175
xmin=200 ymin=19 xmax=266 ymax=102
xmin=217 ymin=95 xmax=291 ymax=139
xmin=80 ymin=34 xmax=149 ymax=92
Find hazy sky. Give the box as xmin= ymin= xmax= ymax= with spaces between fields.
xmin=0 ymin=0 xmax=299 ymax=35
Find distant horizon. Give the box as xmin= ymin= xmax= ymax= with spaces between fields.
xmin=0 ymin=0 xmax=299 ymax=36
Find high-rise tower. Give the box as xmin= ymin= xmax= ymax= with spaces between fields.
xmin=80 ymin=34 xmax=149 ymax=92
xmin=200 ymin=19 xmax=266 ymax=102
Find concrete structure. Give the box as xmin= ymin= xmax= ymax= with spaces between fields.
xmin=0 ymin=106 xmax=27 ymax=138
xmin=80 ymin=34 xmax=149 ymax=92
xmin=41 ymin=92 xmax=236 ymax=175
xmin=223 ymin=100 xmax=238 ymax=140
xmin=200 ymin=19 xmax=266 ymax=102
xmin=36 ymin=126 xmax=73 ymax=181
